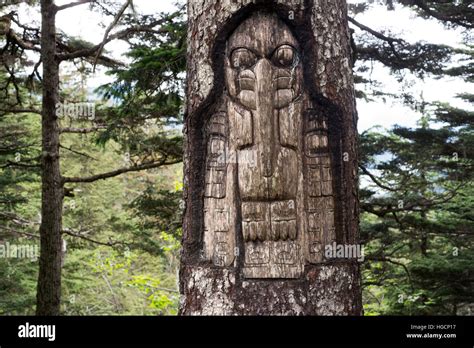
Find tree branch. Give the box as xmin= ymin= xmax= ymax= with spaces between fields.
xmin=0 ymin=108 xmax=41 ymax=115
xmin=0 ymin=226 xmax=40 ymax=239
xmin=5 ymin=29 xmax=41 ymax=52
xmin=349 ymin=17 xmax=405 ymax=63
xmin=62 ymin=158 xmax=181 ymax=183
xmin=55 ymin=0 xmax=94 ymax=12
xmin=412 ymin=0 xmax=474 ymax=29
xmin=56 ymin=17 xmax=173 ymax=61
xmin=359 ymin=164 xmax=397 ymax=192
xmin=348 ymin=17 xmax=403 ymax=44
xmin=59 ymin=126 xmax=107 ymax=134
xmin=0 ymin=160 xmax=41 ymax=169
xmin=362 ymin=183 xmax=465 ymax=217
xmin=59 ymin=144 xmax=97 ymax=161
xmin=62 ymin=228 xmax=126 ymax=247
xmin=0 ymin=212 xmax=38 ymax=227
xmin=366 ymin=256 xmax=414 ymax=291
xmin=93 ymin=0 xmax=132 ymax=70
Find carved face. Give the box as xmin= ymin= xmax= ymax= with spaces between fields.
xmin=225 ymin=13 xmax=303 ymax=110
xmin=224 ymin=13 xmax=303 ymax=202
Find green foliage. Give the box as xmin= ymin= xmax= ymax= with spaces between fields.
xmin=0 ymin=67 xmax=42 ymax=314
xmin=61 ymin=246 xmax=178 ymax=315
xmin=0 ymin=250 xmax=38 ymax=315
xmin=57 ymin=112 xmax=181 ymax=315
xmin=350 ymin=1 xmax=473 ymax=106
xmin=360 ymin=95 xmax=473 ymax=314
xmin=94 ymin=8 xmax=186 ymax=164
xmin=0 ymin=5 xmax=184 ymax=313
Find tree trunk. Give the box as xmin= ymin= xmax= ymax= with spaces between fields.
xmin=36 ymin=0 xmax=63 ymax=316
xmin=180 ymin=0 xmax=361 ymax=315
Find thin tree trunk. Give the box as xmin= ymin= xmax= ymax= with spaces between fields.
xmin=180 ymin=0 xmax=361 ymax=315
xmin=36 ymin=0 xmax=63 ymax=316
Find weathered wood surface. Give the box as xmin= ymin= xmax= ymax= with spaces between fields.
xmin=181 ymin=0 xmax=361 ymax=315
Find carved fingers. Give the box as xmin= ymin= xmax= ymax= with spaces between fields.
xmin=241 ymin=200 xmax=297 ymax=242
xmin=243 ymin=220 xmax=269 ymax=242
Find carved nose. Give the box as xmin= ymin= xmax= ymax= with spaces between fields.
xmin=254 ymin=59 xmax=276 ymax=178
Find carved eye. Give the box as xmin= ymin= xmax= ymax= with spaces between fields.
xmin=230 ymin=48 xmax=257 ymax=69
xmin=272 ymin=45 xmax=297 ymax=68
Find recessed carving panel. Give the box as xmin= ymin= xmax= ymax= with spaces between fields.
xmin=202 ymin=12 xmax=337 ymax=277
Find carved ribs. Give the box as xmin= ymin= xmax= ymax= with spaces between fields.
xmin=205 ymin=112 xmax=227 ymax=198
xmin=304 ymin=109 xmax=336 ymax=263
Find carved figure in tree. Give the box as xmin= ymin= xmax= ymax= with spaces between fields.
xmin=202 ymin=12 xmax=336 ymax=278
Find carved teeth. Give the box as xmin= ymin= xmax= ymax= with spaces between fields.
xmin=249 ymin=222 xmax=258 ymax=241
xmin=288 ymin=221 xmax=297 ymax=240
xmin=271 ymin=222 xmax=280 ymax=241
xmin=279 ymin=221 xmax=289 ymax=240
xmin=256 ymin=221 xmax=266 ymax=241
xmin=242 ymin=222 xmax=250 ymax=242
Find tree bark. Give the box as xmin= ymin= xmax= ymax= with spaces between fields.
xmin=180 ymin=0 xmax=361 ymax=315
xmin=36 ymin=0 xmax=63 ymax=316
